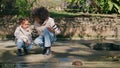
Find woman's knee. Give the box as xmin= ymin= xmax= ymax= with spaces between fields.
xmin=43 ymin=29 xmax=49 ymax=34
xmin=34 ymin=38 xmax=43 ymax=45
xmin=34 ymin=39 xmax=39 ymax=45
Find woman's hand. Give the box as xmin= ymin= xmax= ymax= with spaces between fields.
xmin=47 ymin=27 xmax=55 ymax=33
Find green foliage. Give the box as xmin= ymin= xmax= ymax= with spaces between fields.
xmin=97 ymin=0 xmax=120 ymax=14
xmin=1 ymin=0 xmax=120 ymax=16
xmin=97 ymin=0 xmax=109 ymax=13
xmin=50 ymin=11 xmax=80 ymax=18
xmin=65 ymin=0 xmax=97 ymax=13
xmin=65 ymin=0 xmax=120 ymax=14
xmin=0 ymin=0 xmax=36 ymax=16
xmin=16 ymin=0 xmax=36 ymax=17
xmin=65 ymin=0 xmax=82 ymax=9
xmin=0 ymin=0 xmax=18 ymax=15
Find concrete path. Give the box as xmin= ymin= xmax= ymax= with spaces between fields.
xmin=0 ymin=40 xmax=120 ymax=68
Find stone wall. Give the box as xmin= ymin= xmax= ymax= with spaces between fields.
xmin=55 ymin=14 xmax=120 ymax=40
xmin=0 ymin=16 xmax=19 ymax=40
xmin=0 ymin=14 xmax=120 ymax=40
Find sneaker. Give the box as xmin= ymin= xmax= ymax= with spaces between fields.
xmin=43 ymin=47 xmax=51 ymax=55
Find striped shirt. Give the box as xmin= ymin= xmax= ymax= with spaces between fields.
xmin=34 ymin=17 xmax=60 ymax=35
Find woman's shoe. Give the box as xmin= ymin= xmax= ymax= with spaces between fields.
xmin=42 ymin=47 xmax=46 ymax=54
xmin=43 ymin=47 xmax=51 ymax=55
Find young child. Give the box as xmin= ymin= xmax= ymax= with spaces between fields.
xmin=32 ymin=7 xmax=60 ymax=55
xmin=14 ymin=18 xmax=32 ymax=56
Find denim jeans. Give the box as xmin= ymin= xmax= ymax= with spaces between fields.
xmin=16 ymin=39 xmax=32 ymax=49
xmin=34 ymin=29 xmax=56 ymax=48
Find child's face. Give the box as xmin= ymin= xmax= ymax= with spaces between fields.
xmin=21 ymin=20 xmax=29 ymax=29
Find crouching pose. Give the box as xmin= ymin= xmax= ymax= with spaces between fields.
xmin=32 ymin=7 xmax=60 ymax=55
xmin=14 ymin=18 xmax=32 ymax=56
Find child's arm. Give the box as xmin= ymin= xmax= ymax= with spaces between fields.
xmin=14 ymin=27 xmax=21 ymax=39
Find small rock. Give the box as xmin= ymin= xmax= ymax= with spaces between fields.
xmin=72 ymin=61 xmax=83 ymax=67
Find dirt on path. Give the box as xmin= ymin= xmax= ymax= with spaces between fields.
xmin=0 ymin=40 xmax=120 ymax=68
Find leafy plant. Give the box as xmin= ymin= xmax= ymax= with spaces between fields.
xmin=108 ymin=0 xmax=120 ymax=13
xmin=97 ymin=0 xmax=120 ymax=14
xmin=65 ymin=0 xmax=120 ymax=14
xmin=15 ymin=0 xmax=36 ymax=17
xmin=0 ymin=0 xmax=17 ymax=15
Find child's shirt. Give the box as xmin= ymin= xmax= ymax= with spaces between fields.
xmin=34 ymin=17 xmax=60 ymax=35
xmin=14 ymin=26 xmax=32 ymax=43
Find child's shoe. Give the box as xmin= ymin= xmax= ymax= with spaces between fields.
xmin=23 ymin=47 xmax=28 ymax=55
xmin=17 ymin=49 xmax=22 ymax=56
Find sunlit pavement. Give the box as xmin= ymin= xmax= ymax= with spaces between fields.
xmin=0 ymin=40 xmax=120 ymax=68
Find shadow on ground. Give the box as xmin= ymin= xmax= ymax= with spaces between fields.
xmin=0 ymin=40 xmax=120 ymax=68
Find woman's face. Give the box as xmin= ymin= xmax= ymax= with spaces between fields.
xmin=34 ymin=17 xmax=41 ymax=24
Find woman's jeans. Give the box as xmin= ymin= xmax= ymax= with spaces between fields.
xmin=34 ymin=29 xmax=56 ymax=48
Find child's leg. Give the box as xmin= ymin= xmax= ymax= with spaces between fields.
xmin=23 ymin=46 xmax=28 ymax=55
xmin=23 ymin=43 xmax=33 ymax=55
xmin=26 ymin=43 xmax=33 ymax=49
xmin=16 ymin=39 xmax=24 ymax=56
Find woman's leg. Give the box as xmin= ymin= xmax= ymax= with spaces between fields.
xmin=42 ymin=29 xmax=56 ymax=55
xmin=43 ymin=29 xmax=56 ymax=47
xmin=34 ymin=36 xmax=44 ymax=47
xmin=34 ymin=29 xmax=56 ymax=55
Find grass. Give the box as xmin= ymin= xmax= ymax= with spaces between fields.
xmin=50 ymin=11 xmax=119 ymax=19
xmin=50 ymin=11 xmax=81 ymax=18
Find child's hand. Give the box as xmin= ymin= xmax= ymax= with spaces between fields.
xmin=25 ymin=40 xmax=30 ymax=46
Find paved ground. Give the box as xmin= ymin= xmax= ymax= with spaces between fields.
xmin=0 ymin=40 xmax=120 ymax=68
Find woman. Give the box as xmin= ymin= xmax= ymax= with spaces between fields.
xmin=32 ymin=7 xmax=60 ymax=55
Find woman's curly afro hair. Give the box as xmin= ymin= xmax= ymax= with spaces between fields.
xmin=32 ymin=7 xmax=49 ymax=23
